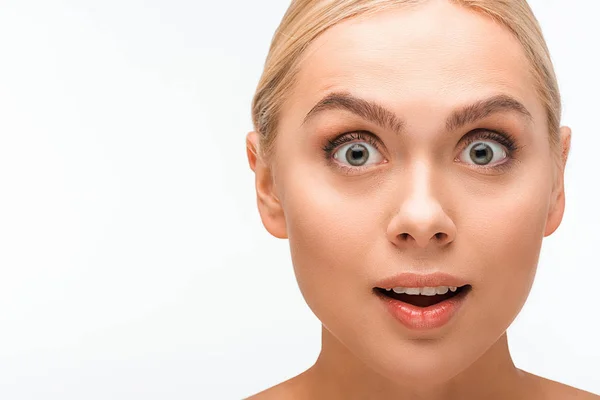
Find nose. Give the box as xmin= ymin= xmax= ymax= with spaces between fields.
xmin=386 ymin=163 xmax=456 ymax=249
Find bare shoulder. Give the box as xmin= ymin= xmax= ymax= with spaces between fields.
xmin=244 ymin=384 xmax=291 ymax=400
xmin=243 ymin=369 xmax=312 ymax=400
xmin=246 ymin=370 xmax=600 ymax=399
xmin=244 ymin=380 xmax=298 ymax=400
xmin=541 ymin=381 xmax=600 ymax=400
xmin=523 ymin=371 xmax=599 ymax=399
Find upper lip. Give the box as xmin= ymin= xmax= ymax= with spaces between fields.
xmin=374 ymin=272 xmax=470 ymax=289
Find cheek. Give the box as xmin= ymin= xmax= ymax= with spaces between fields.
xmin=464 ymin=176 xmax=551 ymax=338
xmin=283 ymin=181 xmax=380 ymax=305
xmin=272 ymin=133 xmax=389 ymax=324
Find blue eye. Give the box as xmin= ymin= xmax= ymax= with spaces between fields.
xmin=333 ymin=141 xmax=384 ymax=167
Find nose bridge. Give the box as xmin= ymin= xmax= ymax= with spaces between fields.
xmin=387 ymin=159 xmax=456 ymax=249
xmin=405 ymin=160 xmax=441 ymax=214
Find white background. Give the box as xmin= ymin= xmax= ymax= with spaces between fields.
xmin=0 ymin=1 xmax=598 ymax=399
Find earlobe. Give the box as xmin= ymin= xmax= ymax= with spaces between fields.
xmin=544 ymin=189 xmax=565 ymax=237
xmin=246 ymin=131 xmax=288 ymax=239
xmin=544 ymin=126 xmax=571 ymax=237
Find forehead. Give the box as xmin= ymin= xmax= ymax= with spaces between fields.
xmin=286 ymin=1 xmax=542 ymax=127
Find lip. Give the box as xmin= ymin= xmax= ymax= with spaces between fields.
xmin=373 ymin=272 xmax=471 ymax=330
xmin=375 ymin=287 xmax=470 ymax=330
xmin=374 ymin=271 xmax=469 ymax=289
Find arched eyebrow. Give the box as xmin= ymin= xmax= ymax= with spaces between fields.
xmin=302 ymin=91 xmax=533 ymax=134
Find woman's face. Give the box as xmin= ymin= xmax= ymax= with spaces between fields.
xmin=251 ymin=0 xmax=567 ymax=384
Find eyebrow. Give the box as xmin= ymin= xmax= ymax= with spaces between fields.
xmin=302 ymin=91 xmax=533 ymax=133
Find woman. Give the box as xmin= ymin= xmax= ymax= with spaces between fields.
xmin=245 ymin=0 xmax=598 ymax=398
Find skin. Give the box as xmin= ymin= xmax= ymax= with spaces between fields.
xmin=246 ymin=1 xmax=597 ymax=399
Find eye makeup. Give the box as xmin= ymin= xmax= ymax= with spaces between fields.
xmin=320 ymin=127 xmax=524 ymax=176
xmin=321 ymin=130 xmax=386 ymax=175
xmin=456 ymin=128 xmax=524 ymax=174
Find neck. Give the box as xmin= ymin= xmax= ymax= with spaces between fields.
xmin=300 ymin=327 xmax=530 ymax=400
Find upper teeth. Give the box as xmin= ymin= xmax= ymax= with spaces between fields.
xmin=387 ymin=286 xmax=458 ymax=295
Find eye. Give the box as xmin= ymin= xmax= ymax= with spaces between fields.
xmin=459 ymin=139 xmax=508 ymax=166
xmin=333 ymin=141 xmax=384 ymax=168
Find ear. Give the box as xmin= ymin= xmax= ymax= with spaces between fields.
xmin=246 ymin=131 xmax=288 ymax=239
xmin=544 ymin=126 xmax=572 ymax=237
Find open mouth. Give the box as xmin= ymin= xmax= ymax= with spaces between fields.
xmin=374 ymin=285 xmax=472 ymax=308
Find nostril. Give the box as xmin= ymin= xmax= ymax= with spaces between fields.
xmin=394 ymin=232 xmax=451 ymax=248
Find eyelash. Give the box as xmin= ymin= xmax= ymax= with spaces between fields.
xmin=322 ymin=131 xmax=383 ymax=174
xmin=322 ymin=129 xmax=523 ymax=175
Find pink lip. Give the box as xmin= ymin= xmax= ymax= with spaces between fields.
xmin=375 ymin=288 xmax=469 ymax=330
xmin=374 ymin=272 xmax=471 ymax=330
xmin=374 ymin=271 xmax=469 ymax=289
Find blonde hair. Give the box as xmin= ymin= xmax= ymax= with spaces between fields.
xmin=251 ymin=0 xmax=561 ymax=164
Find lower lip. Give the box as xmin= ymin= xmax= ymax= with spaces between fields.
xmin=376 ymin=288 xmax=470 ymax=330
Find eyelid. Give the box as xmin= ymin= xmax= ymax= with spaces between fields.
xmin=455 ymin=129 xmax=522 ymax=174
xmin=322 ymin=128 xmax=522 ymax=175
xmin=322 ymin=130 xmax=385 ymax=155
xmin=322 ymin=130 xmax=387 ymax=174
xmin=460 ymin=129 xmax=519 ymax=152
